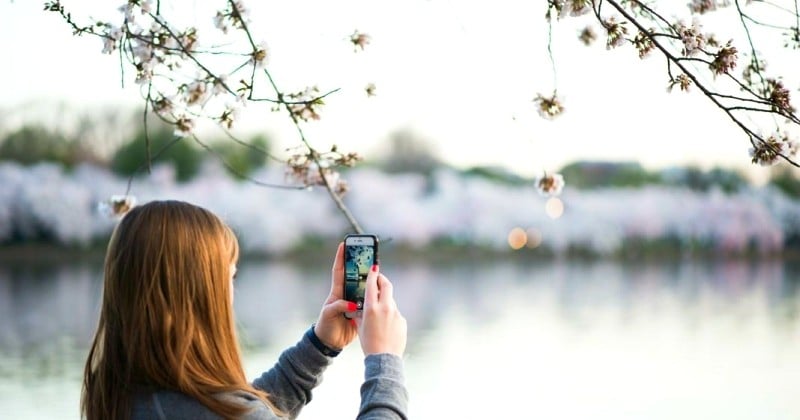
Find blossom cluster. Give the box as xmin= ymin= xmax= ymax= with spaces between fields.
xmin=46 ymin=0 xmax=290 ymax=142
xmin=748 ymin=133 xmax=799 ymax=166
xmin=546 ymin=0 xmax=795 ymax=169
xmin=633 ymin=30 xmax=655 ymax=58
xmin=709 ymin=41 xmax=738 ymax=76
xmin=285 ymin=147 xmax=363 ymax=197
xmin=667 ymin=74 xmax=693 ymax=92
xmin=688 ymin=0 xmax=737 ymax=14
xmin=579 ymin=26 xmax=597 ymax=46
xmin=213 ymin=0 xmax=251 ymax=34
xmin=48 ymin=0 xmax=382 ymax=221
xmin=60 ymin=0 xmax=262 ymax=140
xmin=535 ymin=173 xmax=565 ymax=197
xmin=350 ymin=30 xmax=371 ymax=51
xmin=547 ymin=0 xmax=592 ymax=19
xmin=97 ymin=195 xmax=137 ymax=218
xmin=766 ymin=79 xmax=794 ymax=114
xmin=284 ymin=86 xmax=325 ymax=122
xmin=604 ymin=17 xmax=628 ymax=50
xmin=676 ymin=19 xmax=706 ymax=56
xmin=533 ymin=92 xmax=565 ymax=120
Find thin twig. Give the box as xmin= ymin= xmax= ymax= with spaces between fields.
xmin=757 ymin=0 xmax=796 ymax=15
xmin=740 ymin=12 xmax=793 ymax=30
xmin=709 ymin=91 xmax=775 ymax=106
xmin=547 ymin=9 xmax=557 ymax=89
xmin=124 ymin=135 xmax=184 ymax=196
xmin=191 ymin=135 xmax=307 ymax=190
xmin=735 ymin=0 xmax=769 ymax=93
xmin=219 ymin=128 xmax=285 ymax=164
xmin=249 ymin=88 xmax=342 ymax=104
xmin=144 ymin=83 xmax=153 ymax=174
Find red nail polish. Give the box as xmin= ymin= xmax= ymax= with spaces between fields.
xmin=371 ymin=264 xmax=378 ymax=272
xmin=347 ymin=301 xmax=358 ymax=311
xmin=349 ymin=318 xmax=357 ymax=327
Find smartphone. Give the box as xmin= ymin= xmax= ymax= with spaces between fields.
xmin=343 ymin=234 xmax=379 ymax=319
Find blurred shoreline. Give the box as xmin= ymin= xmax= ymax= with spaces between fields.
xmin=3 ymin=241 xmax=799 ymax=267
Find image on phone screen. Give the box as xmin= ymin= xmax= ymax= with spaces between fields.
xmin=344 ymin=243 xmax=375 ymax=310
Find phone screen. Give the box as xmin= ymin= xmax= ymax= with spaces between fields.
xmin=344 ymin=235 xmax=377 ymax=311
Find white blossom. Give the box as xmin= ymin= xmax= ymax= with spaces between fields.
xmin=533 ymin=92 xmax=565 ymax=120
xmin=213 ymin=11 xmax=229 ymax=33
xmin=251 ymin=41 xmax=269 ymax=69
xmin=119 ymin=3 xmax=135 ymax=24
xmin=174 ymin=116 xmax=195 ymax=137
xmin=677 ymin=19 xmax=706 ymax=56
xmin=232 ymin=1 xmax=251 ymax=24
xmin=140 ymin=0 xmax=153 ymax=14
xmin=97 ymin=194 xmax=137 ymax=218
xmin=568 ymin=0 xmax=591 ymax=17
xmin=101 ymin=26 xmax=123 ymax=54
xmin=184 ymin=80 xmax=209 ymax=105
xmin=134 ymin=59 xmax=156 ymax=84
xmin=749 ymin=133 xmax=797 ymax=166
xmin=213 ymin=74 xmax=229 ymax=96
xmin=131 ymin=40 xmax=154 ymax=64
xmin=220 ymin=102 xmax=243 ymax=129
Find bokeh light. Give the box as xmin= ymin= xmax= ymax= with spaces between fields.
xmin=507 ymin=227 xmax=527 ymax=250
xmin=545 ymin=197 xmax=564 ymax=219
xmin=526 ymin=228 xmax=542 ymax=248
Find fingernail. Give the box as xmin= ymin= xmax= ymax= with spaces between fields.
xmin=371 ymin=264 xmax=378 ymax=272
xmin=347 ymin=301 xmax=358 ymax=311
xmin=349 ymin=318 xmax=357 ymax=327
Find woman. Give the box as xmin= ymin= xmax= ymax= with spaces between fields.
xmin=81 ymin=200 xmax=408 ymax=419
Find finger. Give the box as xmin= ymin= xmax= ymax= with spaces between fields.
xmin=364 ymin=264 xmax=380 ymax=307
xmin=329 ymin=242 xmax=344 ymax=296
xmin=322 ymin=299 xmax=358 ymax=318
xmin=377 ymin=274 xmax=394 ymax=303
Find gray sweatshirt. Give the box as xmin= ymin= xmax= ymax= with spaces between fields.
xmin=130 ymin=334 xmax=408 ymax=419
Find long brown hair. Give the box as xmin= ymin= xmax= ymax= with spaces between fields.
xmin=82 ymin=200 xmax=273 ymax=419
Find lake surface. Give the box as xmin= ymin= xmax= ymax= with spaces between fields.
xmin=1 ymin=256 xmax=799 ymax=419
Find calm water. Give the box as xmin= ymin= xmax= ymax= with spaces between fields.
xmin=1 ymin=257 xmax=799 ymax=419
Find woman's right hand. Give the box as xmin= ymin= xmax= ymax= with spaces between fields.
xmin=357 ymin=265 xmax=407 ymax=356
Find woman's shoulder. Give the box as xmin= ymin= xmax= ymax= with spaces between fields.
xmin=132 ymin=389 xmax=276 ymax=420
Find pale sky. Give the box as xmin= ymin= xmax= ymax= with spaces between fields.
xmin=2 ymin=0 xmax=798 ymax=182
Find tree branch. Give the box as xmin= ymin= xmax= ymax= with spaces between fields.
xmin=227 ymin=0 xmax=365 ymax=233
xmin=604 ymin=0 xmax=799 ymax=167
xmin=191 ymin=135 xmax=307 ymax=190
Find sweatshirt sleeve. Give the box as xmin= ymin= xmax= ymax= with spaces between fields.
xmin=357 ymin=354 xmax=409 ymax=420
xmin=251 ymin=333 xmax=333 ymax=420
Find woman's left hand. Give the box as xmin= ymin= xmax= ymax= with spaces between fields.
xmin=314 ymin=242 xmax=358 ymax=351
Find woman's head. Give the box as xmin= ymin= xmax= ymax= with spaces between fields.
xmin=82 ymin=200 xmax=269 ymax=419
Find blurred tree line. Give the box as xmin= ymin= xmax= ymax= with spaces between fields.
xmin=0 ymin=111 xmax=270 ymax=181
xmin=559 ymin=161 xmax=750 ymax=194
xmin=2 ymin=114 xmax=800 ymax=197
xmin=375 ymin=130 xmax=800 ymax=197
